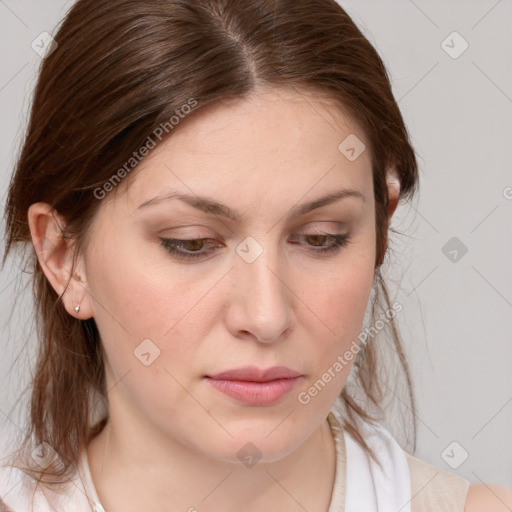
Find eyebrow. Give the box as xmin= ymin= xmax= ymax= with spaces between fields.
xmin=135 ymin=187 xmax=365 ymax=221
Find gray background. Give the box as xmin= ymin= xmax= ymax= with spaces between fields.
xmin=0 ymin=0 xmax=511 ymax=488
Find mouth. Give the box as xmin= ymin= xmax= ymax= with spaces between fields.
xmin=204 ymin=366 xmax=303 ymax=406
xmin=204 ymin=376 xmax=302 ymax=406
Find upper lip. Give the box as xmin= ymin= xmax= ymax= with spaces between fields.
xmin=206 ymin=366 xmax=302 ymax=382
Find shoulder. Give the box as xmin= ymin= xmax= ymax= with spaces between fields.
xmin=464 ymin=483 xmax=512 ymax=512
xmin=0 ymin=450 xmax=92 ymax=512
xmin=404 ymin=451 xmax=470 ymax=510
xmin=0 ymin=428 xmax=35 ymax=510
xmin=404 ymin=452 xmax=512 ymax=512
xmin=0 ymin=457 xmax=34 ymax=511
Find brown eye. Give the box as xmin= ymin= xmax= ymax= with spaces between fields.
xmin=290 ymin=233 xmax=351 ymax=254
xmin=305 ymin=234 xmax=330 ymax=247
xmin=159 ymin=237 xmax=220 ymax=259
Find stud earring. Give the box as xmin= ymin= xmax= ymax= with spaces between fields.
xmin=74 ymin=304 xmax=81 ymax=313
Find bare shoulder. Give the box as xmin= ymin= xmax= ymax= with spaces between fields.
xmin=464 ymin=483 xmax=512 ymax=511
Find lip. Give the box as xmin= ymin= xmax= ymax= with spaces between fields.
xmin=205 ymin=366 xmax=302 ymax=406
xmin=206 ymin=365 xmax=302 ymax=382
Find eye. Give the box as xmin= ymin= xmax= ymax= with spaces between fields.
xmin=159 ymin=237 xmax=220 ymax=260
xmin=159 ymin=231 xmax=351 ymax=261
xmin=290 ymin=233 xmax=352 ymax=254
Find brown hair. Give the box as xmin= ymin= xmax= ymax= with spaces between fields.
xmin=2 ymin=0 xmax=419 ymax=489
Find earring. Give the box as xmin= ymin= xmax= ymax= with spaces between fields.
xmin=74 ymin=304 xmax=81 ymax=313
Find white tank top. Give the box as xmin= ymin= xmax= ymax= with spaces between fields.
xmin=326 ymin=406 xmax=411 ymax=511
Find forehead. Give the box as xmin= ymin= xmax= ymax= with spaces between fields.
xmin=113 ymin=86 xmax=372 ymax=211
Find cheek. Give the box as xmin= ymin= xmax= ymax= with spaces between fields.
xmin=306 ymin=282 xmax=370 ymax=378
xmin=292 ymin=274 xmax=372 ymax=411
xmin=85 ymin=247 xmax=210 ymax=422
xmin=295 ymin=252 xmax=374 ymax=382
xmin=323 ymin=276 xmax=371 ymax=337
xmin=301 ymin=259 xmax=374 ymax=341
xmin=85 ymin=235 xmax=228 ymax=385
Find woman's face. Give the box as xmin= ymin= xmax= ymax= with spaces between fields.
xmin=80 ymin=87 xmax=376 ymax=463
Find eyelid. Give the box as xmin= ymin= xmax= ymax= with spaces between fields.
xmin=297 ymin=222 xmax=347 ymax=233
xmin=158 ymin=219 xmax=347 ymax=234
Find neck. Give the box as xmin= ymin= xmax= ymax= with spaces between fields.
xmin=87 ymin=406 xmax=337 ymax=512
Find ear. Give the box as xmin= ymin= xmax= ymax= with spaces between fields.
xmin=27 ymin=202 xmax=93 ymax=319
xmin=385 ymin=168 xmax=401 ymax=219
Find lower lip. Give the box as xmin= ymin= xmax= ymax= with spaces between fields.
xmin=205 ymin=377 xmax=301 ymax=406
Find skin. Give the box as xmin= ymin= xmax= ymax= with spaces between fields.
xmin=464 ymin=485 xmax=512 ymax=511
xmin=29 ymin=86 xmax=405 ymax=511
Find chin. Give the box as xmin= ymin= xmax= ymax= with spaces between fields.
xmin=195 ymin=428 xmax=302 ymax=466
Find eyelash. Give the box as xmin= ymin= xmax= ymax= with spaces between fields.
xmin=159 ymin=232 xmax=351 ymax=260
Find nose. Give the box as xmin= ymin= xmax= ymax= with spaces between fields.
xmin=225 ymin=241 xmax=293 ymax=343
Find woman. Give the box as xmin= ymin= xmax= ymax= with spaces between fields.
xmin=0 ymin=0 xmax=510 ymax=510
